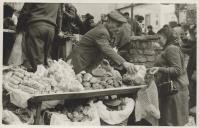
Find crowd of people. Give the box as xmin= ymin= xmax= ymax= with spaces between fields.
xmin=3 ymin=3 xmax=196 ymax=126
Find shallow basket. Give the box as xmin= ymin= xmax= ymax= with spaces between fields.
xmin=100 ymin=118 xmax=128 ymax=126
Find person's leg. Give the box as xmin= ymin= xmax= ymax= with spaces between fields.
xmin=24 ymin=23 xmax=54 ymax=71
xmin=44 ymin=26 xmax=55 ymax=65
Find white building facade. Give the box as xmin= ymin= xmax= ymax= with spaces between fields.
xmin=118 ymin=4 xmax=177 ymax=32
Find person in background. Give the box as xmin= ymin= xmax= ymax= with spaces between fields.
xmin=70 ymin=11 xmax=137 ymax=74
xmin=133 ymin=15 xmax=144 ymax=36
xmin=61 ymin=3 xmax=84 ymax=34
xmin=123 ymin=12 xmax=131 ymax=24
xmin=150 ymin=25 xmax=189 ymax=126
xmin=147 ymin=25 xmax=155 ymax=35
xmin=17 ymin=3 xmax=60 ymax=72
xmin=181 ymin=24 xmax=196 ymax=109
xmin=96 ymin=14 xmax=108 ymax=25
xmin=51 ymin=3 xmax=83 ymax=61
xmin=81 ymin=13 xmax=96 ymax=35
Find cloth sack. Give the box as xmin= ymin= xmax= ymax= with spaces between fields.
xmin=4 ymin=82 xmax=63 ymax=109
xmin=135 ymin=80 xmax=160 ymax=125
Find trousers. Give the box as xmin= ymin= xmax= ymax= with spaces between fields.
xmin=23 ymin=22 xmax=55 ymax=72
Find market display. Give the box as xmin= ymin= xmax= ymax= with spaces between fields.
xmin=3 ymin=59 xmax=84 ymax=95
xmin=3 ymin=59 xmax=148 ymax=125
xmin=77 ymin=64 xmax=123 ymax=90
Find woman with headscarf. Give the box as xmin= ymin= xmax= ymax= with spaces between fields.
xmin=149 ymin=25 xmax=189 ymax=126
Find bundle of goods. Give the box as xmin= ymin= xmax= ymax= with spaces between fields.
xmin=43 ymin=101 xmax=100 ymax=125
xmin=45 ymin=59 xmax=84 ymax=92
xmin=77 ymin=60 xmax=122 ymax=90
xmin=122 ymin=65 xmax=147 ymax=85
xmin=94 ymin=97 xmax=135 ymax=126
xmin=3 ymin=59 xmax=84 ymax=95
xmin=3 ymin=68 xmax=54 ymax=94
xmin=76 ymin=65 xmax=123 ymax=90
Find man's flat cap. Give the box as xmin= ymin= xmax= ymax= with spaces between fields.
xmin=108 ymin=11 xmax=127 ymax=23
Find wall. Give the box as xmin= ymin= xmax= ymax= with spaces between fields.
xmin=160 ymin=4 xmax=177 ymax=27
xmin=119 ymin=4 xmax=177 ymax=32
xmin=125 ymin=35 xmax=160 ymax=68
xmin=133 ymin=4 xmax=161 ymax=32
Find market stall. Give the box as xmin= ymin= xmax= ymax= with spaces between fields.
xmin=3 ymin=58 xmax=152 ymax=125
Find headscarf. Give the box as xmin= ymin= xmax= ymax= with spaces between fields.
xmin=157 ymin=25 xmax=179 ymax=49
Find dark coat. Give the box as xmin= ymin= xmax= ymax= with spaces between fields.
xmin=154 ymin=44 xmax=189 ymax=126
xmin=132 ymin=19 xmax=142 ymax=36
xmin=18 ymin=3 xmax=60 ymax=30
xmin=116 ymin=23 xmax=131 ymax=50
xmin=147 ymin=30 xmax=155 ymax=35
xmin=71 ymin=24 xmax=126 ymax=74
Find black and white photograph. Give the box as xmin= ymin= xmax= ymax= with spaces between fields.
xmin=2 ymin=1 xmax=197 ymax=126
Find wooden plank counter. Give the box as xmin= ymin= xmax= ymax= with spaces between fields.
xmin=29 ymin=85 xmax=147 ymax=103
xmin=28 ymin=85 xmax=147 ymax=125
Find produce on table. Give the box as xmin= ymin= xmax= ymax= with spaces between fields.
xmin=44 ymin=104 xmax=94 ymax=123
xmin=122 ymin=65 xmax=147 ymax=85
xmin=64 ymin=105 xmax=93 ymax=122
xmin=76 ymin=59 xmax=124 ymax=90
xmin=77 ymin=69 xmax=123 ymax=90
xmin=3 ymin=59 xmax=84 ymax=95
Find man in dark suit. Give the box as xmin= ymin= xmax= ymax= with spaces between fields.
xmin=71 ymin=11 xmax=137 ymax=74
xmin=17 ymin=3 xmax=60 ymax=72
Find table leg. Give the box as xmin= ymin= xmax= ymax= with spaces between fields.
xmin=34 ymin=102 xmax=42 ymax=125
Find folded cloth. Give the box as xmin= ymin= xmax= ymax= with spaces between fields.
xmin=135 ymin=80 xmax=160 ymax=125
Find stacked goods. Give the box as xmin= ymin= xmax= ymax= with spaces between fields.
xmin=4 ymin=68 xmax=53 ymax=94
xmin=122 ymin=65 xmax=147 ymax=85
xmin=76 ymin=71 xmax=102 ymax=90
xmin=76 ymin=68 xmax=123 ymax=90
xmin=3 ymin=59 xmax=84 ymax=95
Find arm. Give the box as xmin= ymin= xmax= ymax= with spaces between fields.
xmin=56 ymin=3 xmax=64 ymax=33
xmin=158 ymin=46 xmax=183 ymax=77
xmin=95 ymin=32 xmax=126 ymax=65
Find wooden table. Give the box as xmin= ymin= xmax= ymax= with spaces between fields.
xmin=28 ymin=85 xmax=147 ymax=125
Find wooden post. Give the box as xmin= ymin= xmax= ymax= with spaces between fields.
xmin=34 ymin=102 xmax=42 ymax=125
xmin=130 ymin=3 xmax=134 ymax=35
xmin=131 ymin=3 xmax=134 ymax=20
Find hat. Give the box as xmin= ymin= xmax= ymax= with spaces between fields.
xmin=108 ymin=11 xmax=127 ymax=23
xmin=85 ymin=13 xmax=94 ymax=20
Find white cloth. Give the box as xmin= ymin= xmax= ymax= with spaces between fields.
xmin=135 ymin=80 xmax=160 ymax=125
xmin=95 ymin=97 xmax=135 ymax=125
